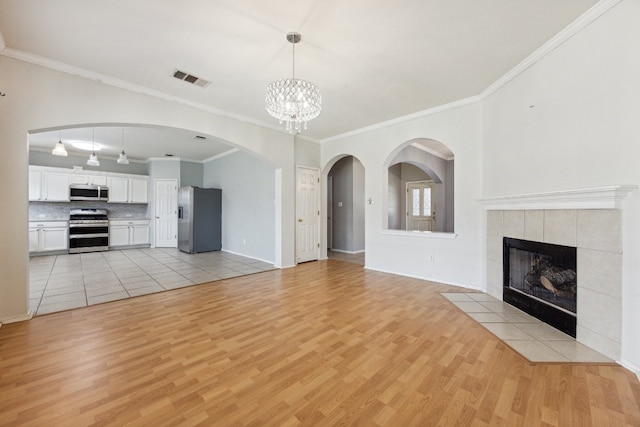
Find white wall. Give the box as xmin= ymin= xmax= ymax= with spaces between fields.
xmin=0 ymin=55 xmax=296 ymax=323
xmin=481 ymin=0 xmax=640 ymax=373
xmin=321 ymin=102 xmax=484 ymax=288
xmin=203 ymin=150 xmax=276 ymax=263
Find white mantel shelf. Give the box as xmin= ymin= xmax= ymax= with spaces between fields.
xmin=478 ymin=185 xmax=638 ymax=210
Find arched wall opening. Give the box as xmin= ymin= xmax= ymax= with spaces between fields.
xmin=322 ymin=154 xmax=366 ymax=261
xmin=384 ymin=138 xmax=454 ymax=233
xmin=27 ymin=123 xmax=278 ymax=265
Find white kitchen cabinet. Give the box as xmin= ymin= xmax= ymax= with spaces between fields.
xmin=108 ymin=177 xmax=148 ymax=203
xmin=29 ymin=167 xmax=70 ymax=201
xmin=29 ymin=221 xmax=68 ymax=253
xmin=109 ymin=220 xmax=150 ymax=247
xmin=69 ymin=174 xmax=108 ymax=186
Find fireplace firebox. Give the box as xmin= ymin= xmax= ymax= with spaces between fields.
xmin=503 ymin=237 xmax=577 ymax=337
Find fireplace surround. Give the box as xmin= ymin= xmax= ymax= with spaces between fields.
xmin=481 ymin=186 xmax=637 ymax=361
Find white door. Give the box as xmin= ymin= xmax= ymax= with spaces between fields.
xmin=407 ymin=181 xmax=435 ymax=231
xmin=296 ymin=166 xmax=320 ymax=263
xmin=154 ymin=179 xmax=178 ymax=247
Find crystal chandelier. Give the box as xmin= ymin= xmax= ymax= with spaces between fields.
xmin=266 ymin=32 xmax=321 ymax=134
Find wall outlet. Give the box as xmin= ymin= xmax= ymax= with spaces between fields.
xmin=338 ymin=201 xmax=343 ymax=207
xmin=427 ymin=253 xmax=435 ymax=262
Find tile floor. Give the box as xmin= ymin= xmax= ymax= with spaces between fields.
xmin=442 ymin=292 xmax=614 ymax=363
xmin=29 ymin=248 xmax=275 ymax=316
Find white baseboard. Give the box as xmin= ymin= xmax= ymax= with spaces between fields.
xmin=221 ymin=249 xmax=275 ymax=266
xmin=329 ymin=248 xmax=365 ymax=255
xmin=1 ymin=310 xmax=34 ymax=325
xmin=363 ymin=265 xmax=484 ymax=291
xmin=620 ymin=358 xmax=640 ymax=381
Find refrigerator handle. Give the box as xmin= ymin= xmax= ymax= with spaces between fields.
xmin=178 ymin=206 xmax=183 ymax=219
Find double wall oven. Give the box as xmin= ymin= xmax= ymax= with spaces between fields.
xmin=68 ymin=209 xmax=109 ymax=254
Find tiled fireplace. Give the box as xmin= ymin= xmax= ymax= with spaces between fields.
xmin=482 ymin=186 xmax=636 ymax=361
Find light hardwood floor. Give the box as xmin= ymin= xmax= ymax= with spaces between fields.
xmin=1 ymin=260 xmax=639 ymax=426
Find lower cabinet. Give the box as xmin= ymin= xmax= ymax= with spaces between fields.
xmin=29 ymin=221 xmax=68 ymax=253
xmin=109 ymin=220 xmax=150 ymax=248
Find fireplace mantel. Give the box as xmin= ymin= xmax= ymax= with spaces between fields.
xmin=478 ymin=185 xmax=637 ymax=211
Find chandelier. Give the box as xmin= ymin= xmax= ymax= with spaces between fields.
xmin=266 ymin=32 xmax=321 ymax=134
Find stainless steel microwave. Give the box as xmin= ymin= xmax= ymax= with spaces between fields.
xmin=69 ymin=184 xmax=109 ymax=201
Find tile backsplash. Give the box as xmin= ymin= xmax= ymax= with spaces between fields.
xmin=29 ymin=201 xmax=149 ymax=220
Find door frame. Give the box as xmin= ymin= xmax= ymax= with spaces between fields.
xmin=153 ymin=178 xmax=178 ymax=248
xmin=295 ymin=165 xmax=321 ymax=263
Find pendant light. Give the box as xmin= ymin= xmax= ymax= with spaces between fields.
xmin=265 ymin=32 xmax=321 ymax=134
xmin=51 ymin=130 xmax=68 ymax=156
xmin=117 ymin=127 xmax=129 ymax=164
xmin=87 ymin=128 xmax=100 ymax=167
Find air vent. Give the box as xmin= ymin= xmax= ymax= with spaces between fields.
xmin=172 ymin=69 xmax=211 ymax=88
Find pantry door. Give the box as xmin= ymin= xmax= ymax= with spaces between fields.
xmin=154 ymin=179 xmax=178 ymax=247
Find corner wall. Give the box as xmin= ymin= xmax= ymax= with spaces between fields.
xmin=481 ymin=0 xmax=640 ymax=373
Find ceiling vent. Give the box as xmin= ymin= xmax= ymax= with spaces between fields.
xmin=172 ymin=70 xmax=211 ymax=88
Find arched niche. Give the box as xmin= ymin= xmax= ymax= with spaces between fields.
xmin=385 ymin=138 xmax=454 ymax=233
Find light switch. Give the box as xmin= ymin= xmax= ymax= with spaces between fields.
xmin=338 ymin=201 xmax=342 ymax=207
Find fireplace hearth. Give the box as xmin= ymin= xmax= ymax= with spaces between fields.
xmin=503 ymin=237 xmax=577 ymax=337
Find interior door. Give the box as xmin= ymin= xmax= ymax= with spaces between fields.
xmin=154 ymin=179 xmax=178 ymax=247
xmin=406 ymin=181 xmax=435 ymax=231
xmin=296 ymin=166 xmax=320 ymax=263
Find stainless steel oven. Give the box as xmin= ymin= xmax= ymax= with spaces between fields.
xmin=69 ymin=209 xmax=109 ymax=254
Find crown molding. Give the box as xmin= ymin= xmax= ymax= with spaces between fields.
xmin=321 ymin=96 xmax=481 ymax=144
xmin=480 ymin=0 xmax=623 ymax=100
xmin=203 ymin=148 xmax=239 ymax=163
xmin=1 ymin=47 xmax=291 ymax=136
xmin=478 ymin=185 xmax=638 ymax=210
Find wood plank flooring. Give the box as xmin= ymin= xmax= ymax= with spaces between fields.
xmin=1 ymin=260 xmax=639 ymax=426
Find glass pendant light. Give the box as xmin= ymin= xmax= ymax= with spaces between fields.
xmin=117 ymin=127 xmax=129 ymax=164
xmin=51 ymin=130 xmax=68 ymax=156
xmin=87 ymin=128 xmax=100 ymax=167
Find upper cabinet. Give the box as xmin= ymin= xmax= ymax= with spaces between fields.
xmin=29 ymin=168 xmax=70 ymax=202
xmin=107 ymin=176 xmax=148 ymax=204
xmin=29 ymin=166 xmax=148 ymax=204
xmin=69 ymin=173 xmax=108 ymax=186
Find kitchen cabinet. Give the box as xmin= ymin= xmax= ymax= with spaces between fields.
xmin=108 ymin=177 xmax=148 ymax=203
xmin=29 ymin=168 xmax=70 ymax=202
xmin=29 ymin=221 xmax=68 ymax=253
xmin=109 ymin=220 xmax=150 ymax=247
xmin=69 ymin=174 xmax=108 ymax=186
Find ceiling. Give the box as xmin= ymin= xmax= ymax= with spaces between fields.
xmin=1 ymin=0 xmax=599 ymax=161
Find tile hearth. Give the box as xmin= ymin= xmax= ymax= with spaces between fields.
xmin=442 ymin=292 xmax=614 ymax=363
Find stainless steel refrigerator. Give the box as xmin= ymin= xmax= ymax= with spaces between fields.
xmin=177 ymin=186 xmax=222 ymax=253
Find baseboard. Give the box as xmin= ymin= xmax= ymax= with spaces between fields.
xmin=1 ymin=310 xmax=34 ymax=325
xmin=329 ymin=248 xmax=365 ymax=255
xmin=363 ymin=265 xmax=483 ymax=291
xmin=619 ymin=358 xmax=640 ymax=381
xmin=221 ymin=249 xmax=275 ymax=266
